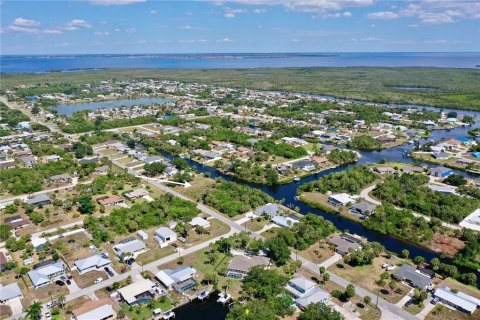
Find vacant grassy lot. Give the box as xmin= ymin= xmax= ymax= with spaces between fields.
xmin=329 ymin=256 xmax=410 ymax=304
xmin=72 ymin=270 xmax=107 ymax=288
xmin=298 ymin=241 xmax=336 ymax=265
xmin=2 ymin=67 xmax=480 ymax=110
xmin=426 ymin=304 xmax=479 ymax=320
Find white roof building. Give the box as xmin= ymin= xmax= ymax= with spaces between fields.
xmin=154 ymin=227 xmax=177 ymax=248
xmin=189 ymin=217 xmax=210 ymax=228
xmin=0 ymin=282 xmax=23 ymax=303
xmin=117 ymin=279 xmax=156 ymax=305
xmin=74 ymin=253 xmax=111 ymax=274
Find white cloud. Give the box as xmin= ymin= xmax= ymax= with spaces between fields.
xmin=44 ymin=29 xmax=62 ymax=34
xmin=224 ymin=13 xmax=236 ymax=18
xmin=219 ymin=37 xmax=234 ymax=42
xmin=367 ymin=11 xmax=399 ymax=19
xmin=125 ymin=27 xmax=137 ymax=33
xmin=90 ymin=0 xmax=145 ymax=6
xmin=64 ymin=19 xmax=92 ymax=31
xmin=425 ymin=39 xmax=448 ymax=44
xmin=150 ymin=10 xmax=157 ymax=14
xmin=179 ymin=25 xmax=192 ymax=30
xmin=253 ymin=8 xmax=266 ymax=14
xmin=361 ymin=36 xmax=380 ymax=41
xmin=94 ymin=31 xmax=110 ymax=36
xmin=367 ymin=1 xmax=480 ymax=24
xmin=12 ymin=17 xmax=40 ymax=27
xmin=54 ymin=42 xmax=72 ymax=47
xmin=342 ymin=11 xmax=352 ymax=17
xmin=290 ymin=38 xmax=300 ymax=42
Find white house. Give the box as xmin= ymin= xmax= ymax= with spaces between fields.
xmin=74 ymin=253 xmax=112 ymax=274
xmin=189 ymin=217 xmax=210 ymax=229
xmin=154 ymin=227 xmax=177 ymax=248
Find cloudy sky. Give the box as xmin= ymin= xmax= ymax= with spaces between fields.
xmin=1 ymin=0 xmax=479 ymax=54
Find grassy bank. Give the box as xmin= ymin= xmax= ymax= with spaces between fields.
xmin=2 ymin=67 xmax=480 ymax=110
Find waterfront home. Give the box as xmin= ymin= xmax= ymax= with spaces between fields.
xmin=155 ymin=266 xmax=197 ymax=292
xmin=328 ymin=193 xmax=354 ymax=207
xmin=72 ymin=299 xmax=116 ymax=320
xmin=143 ymin=156 xmax=164 ymax=165
xmin=226 ymin=255 xmax=270 ymax=280
xmin=28 ymin=261 xmax=65 ymax=289
xmin=392 ymin=264 xmax=433 ymax=290
xmin=285 ymin=275 xmax=330 ymax=309
xmin=253 ymin=203 xmax=282 ymax=218
xmin=117 ymin=279 xmax=156 ymax=305
xmin=350 ymin=202 xmax=377 ymax=218
xmin=433 ymin=287 xmax=480 ymax=314
xmin=375 ymin=167 xmax=397 ymax=175
xmin=430 ymin=166 xmax=453 ymax=178
xmin=188 ymin=217 xmax=210 ymax=229
xmin=272 ymin=215 xmax=299 ymax=228
xmin=293 ymin=160 xmax=317 ymax=172
xmin=432 ymin=152 xmax=451 ymax=160
xmin=113 ymin=238 xmax=147 ymax=261
xmin=124 ymin=188 xmax=149 ymax=200
xmin=328 ymin=233 xmax=363 ymax=256
xmin=154 ymin=227 xmax=177 ymax=248
xmin=74 ymin=253 xmax=112 ymax=274
xmin=0 ymin=282 xmax=23 ymax=303
xmin=402 ymin=166 xmax=424 ymax=174
xmin=25 ymin=194 xmax=51 ymax=207
xmin=97 ymin=195 xmax=124 ymax=207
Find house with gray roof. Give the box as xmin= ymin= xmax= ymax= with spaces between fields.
xmin=434 ymin=287 xmax=479 ymax=314
xmin=254 ymin=203 xmax=282 ymax=218
xmin=286 ymin=275 xmax=330 ymax=309
xmin=350 ymin=202 xmax=377 ymax=218
xmin=74 ymin=253 xmax=111 ymax=274
xmin=154 ymin=227 xmax=177 ymax=248
xmin=430 ymin=166 xmax=453 ymax=178
xmin=392 ymin=264 xmax=433 ymax=290
xmin=113 ymin=239 xmax=147 ymax=261
xmin=25 ymin=194 xmax=51 ymax=207
xmin=226 ymin=255 xmax=270 ymax=280
xmin=155 ymin=266 xmax=197 ymax=292
xmin=143 ymin=156 xmax=164 ymax=165
xmin=28 ymin=261 xmax=65 ymax=288
xmin=328 ymin=233 xmax=363 ymax=256
xmin=0 ymin=282 xmax=23 ymax=303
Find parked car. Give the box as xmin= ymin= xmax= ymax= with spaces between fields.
xmin=94 ymin=277 xmax=103 ymax=284
xmin=382 ymin=262 xmax=389 ymax=268
xmin=104 ymin=267 xmax=114 ymax=277
xmin=65 ymin=279 xmax=71 ymax=285
xmin=431 ymin=297 xmax=439 ymax=305
xmin=386 ymin=265 xmax=396 ymax=271
xmin=405 ymin=299 xmax=413 ymax=307
xmin=55 ymin=280 xmax=65 ymax=286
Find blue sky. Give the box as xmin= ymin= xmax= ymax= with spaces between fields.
xmin=1 ymin=0 xmax=479 ymax=54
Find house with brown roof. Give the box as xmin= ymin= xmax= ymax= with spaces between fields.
xmin=3 ymin=216 xmax=31 ymax=229
xmin=97 ymin=195 xmax=124 ymax=206
xmin=311 ymin=156 xmax=329 ymax=165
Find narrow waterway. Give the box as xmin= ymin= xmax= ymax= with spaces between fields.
xmin=162 ymin=104 xmax=480 ymax=264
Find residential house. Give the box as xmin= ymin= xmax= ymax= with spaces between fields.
xmin=328 ymin=233 xmax=364 ymax=256
xmin=375 ymin=167 xmax=397 ymax=175
xmin=50 ymin=173 xmax=71 ymax=183
xmin=0 ymin=160 xmax=16 ymax=169
xmin=3 ymin=216 xmax=30 ymax=229
xmin=328 ymin=193 xmax=355 ymax=207
xmin=124 ymin=188 xmax=149 ymax=200
xmin=113 ymin=238 xmax=147 ymax=261
xmin=72 ymin=299 xmax=116 ymax=320
xmin=154 ymin=227 xmax=177 ymax=248
xmin=74 ymin=253 xmax=112 ymax=274
xmin=0 ymin=282 xmax=23 ymax=303
xmin=189 ymin=217 xmax=210 ymax=229
xmin=272 ymin=215 xmax=299 ymax=228
xmin=44 ymin=154 xmax=61 ymax=162
xmin=350 ymin=202 xmax=377 ymax=218
xmin=25 ymin=194 xmax=51 ymax=207
xmin=28 ymin=261 xmax=65 ymax=288
xmin=285 ymin=275 xmax=330 ymax=309
xmin=97 ymin=195 xmax=124 ymax=207
xmin=430 ymin=166 xmax=453 ymax=178
xmin=94 ymin=165 xmax=110 ymax=175
xmin=117 ymin=279 xmax=156 ymax=305
xmin=392 ymin=264 xmax=433 ymax=290
xmin=144 ymin=156 xmax=164 ymax=165
xmin=254 ymin=203 xmax=282 ymax=218
xmin=432 ymin=152 xmax=451 ymax=160
xmin=155 ymin=266 xmax=197 ymax=292
xmin=293 ymin=160 xmax=317 ymax=172
xmin=226 ymin=255 xmax=270 ymax=280
xmin=433 ymin=287 xmax=480 ymax=315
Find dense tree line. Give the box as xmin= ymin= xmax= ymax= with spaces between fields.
xmin=0 ymin=102 xmax=30 ymax=127
xmin=362 ymin=204 xmax=444 ymax=247
xmin=299 ymin=165 xmax=377 ymax=194
xmin=373 ymin=173 xmax=480 ymax=223
xmin=347 ymin=135 xmax=382 ymax=151
xmin=344 ymin=242 xmax=384 ymax=266
xmin=202 ymin=180 xmax=273 ymax=217
xmin=255 ymin=141 xmax=308 ymax=159
xmin=326 ymin=149 xmax=359 ymax=165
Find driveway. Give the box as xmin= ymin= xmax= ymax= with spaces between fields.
xmin=5 ymin=297 xmax=23 ymax=318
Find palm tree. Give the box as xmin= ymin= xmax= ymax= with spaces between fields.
xmin=26 ymin=302 xmax=42 ymax=320
xmin=58 ymin=294 xmax=66 ymax=309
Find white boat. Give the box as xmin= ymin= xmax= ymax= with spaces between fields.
xmin=217 ymin=292 xmax=231 ymax=304
xmin=198 ymin=290 xmax=210 ymax=300
xmin=162 ymin=311 xmax=175 ymax=319
xmin=294 ymin=176 xmax=300 ymax=182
